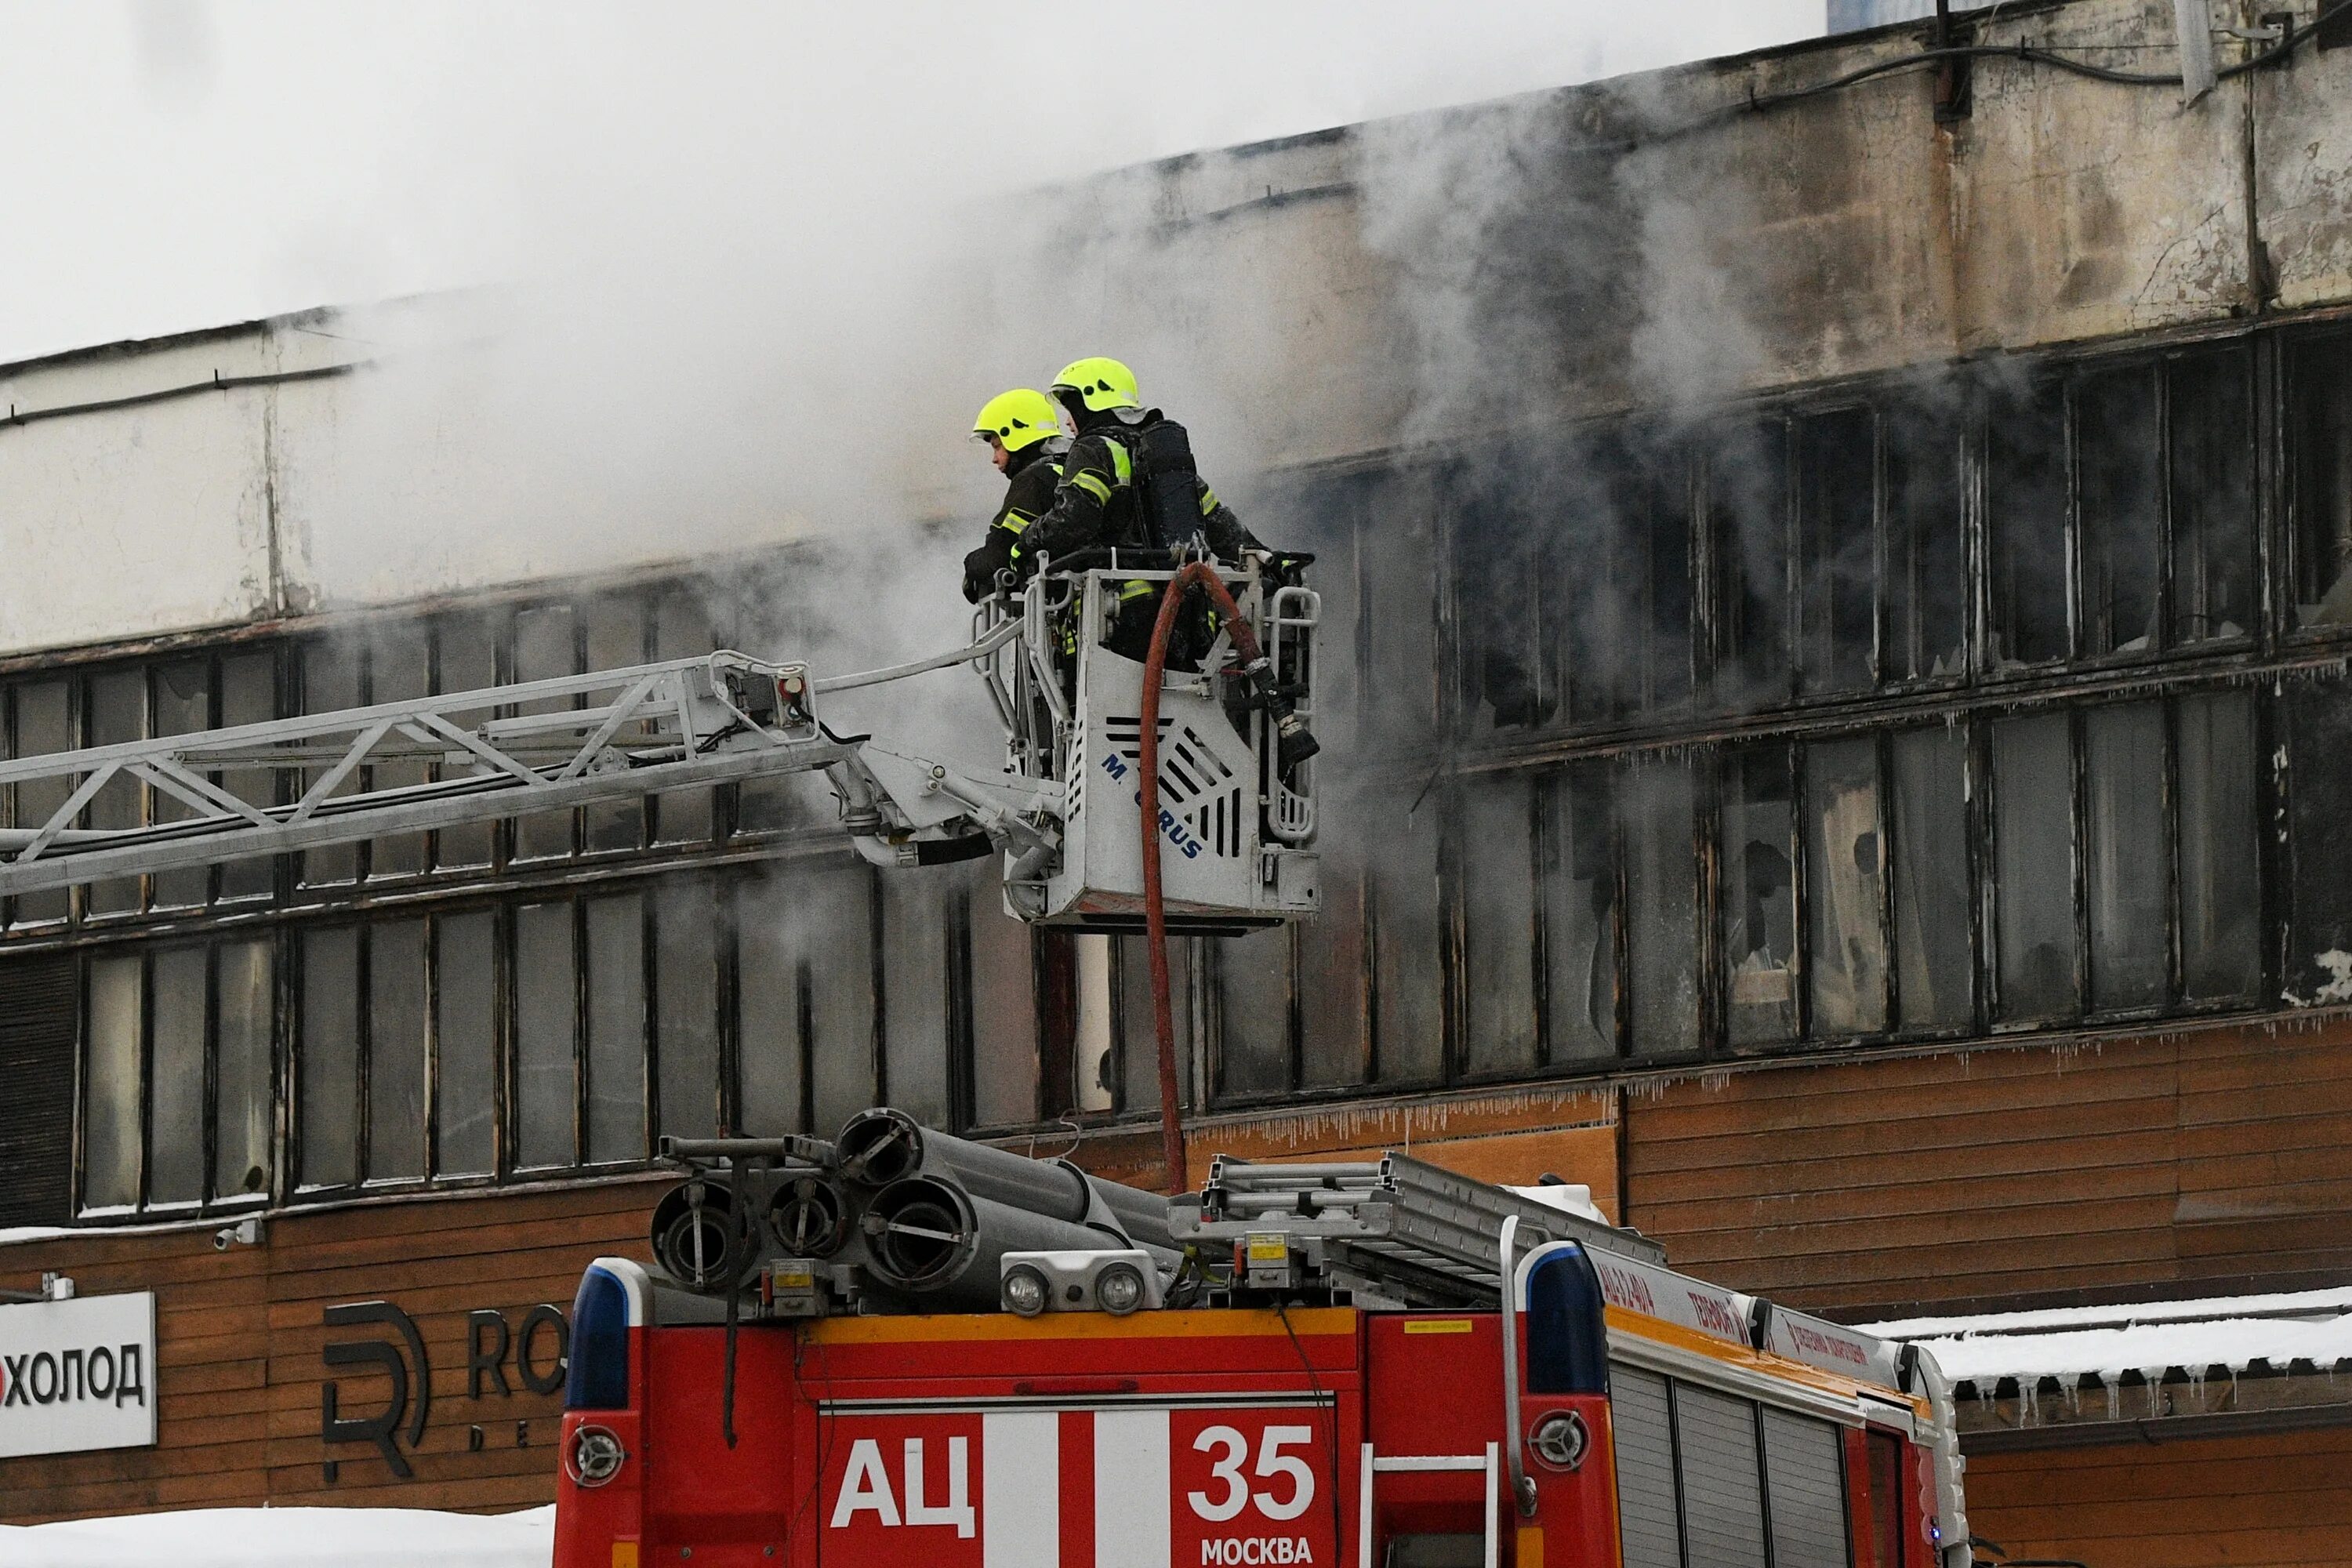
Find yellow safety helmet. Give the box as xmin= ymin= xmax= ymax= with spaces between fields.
xmin=971 ymin=388 xmax=1064 ymax=452
xmin=1050 ymin=357 xmax=1140 ymax=414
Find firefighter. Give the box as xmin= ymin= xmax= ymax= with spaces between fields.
xmin=1014 ymin=357 xmax=1267 ymax=659
xmin=960 ymin=389 xmax=1071 ymax=604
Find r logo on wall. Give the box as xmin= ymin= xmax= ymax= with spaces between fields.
xmin=319 ymin=1298 xmax=570 ymax=1482
xmin=0 ymin=1291 xmax=157 ymax=1459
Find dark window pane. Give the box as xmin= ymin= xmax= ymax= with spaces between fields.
xmin=1988 ymin=378 xmax=2071 ymax=667
xmin=1891 ymin=728 xmax=1973 ymax=1031
xmin=1455 ymin=464 xmax=1552 ymax=733
xmin=1886 ymin=401 xmax=1966 ymax=682
xmin=299 ymin=927 xmax=359 ymax=1187
xmin=368 ymin=920 xmax=428 ymax=1181
xmin=1615 ymin=448 xmax=1696 ymax=715
xmin=368 ymin=626 xmax=431 ymax=877
xmin=11 ymin=680 xmax=74 ymax=925
xmin=2077 ymin=367 xmax=2163 ymax=658
xmin=434 ymin=615 xmax=499 ymax=869
xmin=739 ymin=862 xmax=875 ymax=1138
xmin=1119 ymin=931 xmax=1193 ymax=1112
xmin=299 ymin=642 xmax=361 ymax=886
xmin=2286 ymin=677 xmax=2352 ymax=1002
xmin=656 ymin=880 xmax=720 ymax=1140
xmin=882 ymin=871 xmax=954 ymax=1125
xmin=435 ymin=911 xmax=498 ymax=1176
xmin=1362 ymin=472 xmax=1441 ymax=750
xmin=1369 ymin=780 xmax=1444 ymax=1083
xmin=807 ymin=867 xmax=878 ymax=1136
xmin=738 ymin=878 xmax=807 ymax=1137
xmin=1795 ymin=408 xmax=1877 ymax=695
xmin=2177 ymin=691 xmax=2260 ymax=1001
xmin=214 ymin=938 xmax=274 ymax=1200
xmin=514 ymin=902 xmax=578 ymax=1167
xmin=967 ymin=866 xmax=1037 ymax=1127
xmin=1624 ymin=758 xmax=1697 ymax=1054
xmin=1713 ymin=419 xmax=1791 ymax=709
xmin=2290 ymin=336 xmax=2352 ymax=628
xmin=85 ymin=956 xmax=143 ymax=1209
xmin=513 ymin=606 xmax=579 ymax=861
xmin=217 ymin=652 xmax=278 ymax=901
xmin=1215 ymin=927 xmax=1290 ymax=1098
xmin=1461 ymin=772 xmax=1539 ymax=1074
xmin=151 ymin=659 xmax=212 ymax=909
xmin=1723 ymin=747 xmax=1797 ymax=1047
xmin=1994 ymin=713 xmax=2078 ymax=1020
xmin=2169 ymin=348 xmax=2256 ymax=644
xmin=1075 ymin=933 xmax=1116 ymax=1113
xmin=86 ymin=668 xmax=146 ymax=914
xmin=2084 ymin=704 xmax=2168 ymax=1011
xmin=652 ymin=593 xmax=717 ymax=844
xmin=586 ymin=894 xmax=648 ymax=1163
xmin=1542 ymin=767 xmax=1617 ymax=1063
xmin=584 ymin=598 xmax=647 ymax=852
xmin=1298 ymin=782 xmax=1369 ymax=1090
xmin=148 ymin=946 xmax=208 ymax=1205
xmin=1806 ymin=739 xmax=1888 ymax=1036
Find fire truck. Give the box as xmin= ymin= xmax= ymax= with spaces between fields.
xmin=550 ymin=1113 xmax=1973 ymax=1568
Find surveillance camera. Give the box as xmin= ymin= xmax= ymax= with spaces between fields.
xmin=214 ymin=1218 xmax=263 ymax=1250
xmin=213 ymin=1227 xmax=234 ymax=1251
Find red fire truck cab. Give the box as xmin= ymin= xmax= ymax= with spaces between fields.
xmin=554 ymin=1234 xmax=1969 ymax=1568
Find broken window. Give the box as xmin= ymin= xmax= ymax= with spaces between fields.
xmin=213 ymin=938 xmax=274 ymax=1200
xmin=514 ymin=901 xmax=578 ymax=1167
xmin=2169 ymin=347 xmax=2256 ymax=644
xmin=436 ymin=910 xmax=499 ymax=1176
xmin=1566 ymin=440 xmax=1694 ymax=723
xmin=10 ymin=679 xmax=74 ymax=926
xmin=299 ymin=926 xmax=361 ymax=1187
xmin=1806 ymin=739 xmax=1889 ymax=1036
xmin=652 ymin=592 xmax=719 ymax=844
xmin=1992 ymin=713 xmax=2078 ymax=1021
xmin=1722 ymin=746 xmax=1798 ymax=1047
xmin=1712 ymin=419 xmax=1793 ymax=710
xmin=1369 ymin=776 xmax=1446 ymax=1085
xmin=1889 ymin=726 xmax=1973 ymax=1031
xmin=584 ymin=598 xmax=648 ymax=853
xmin=1795 ymin=408 xmax=1877 ymax=695
xmin=1362 ymin=470 xmax=1442 ymax=751
xmin=586 ymin=893 xmax=647 ymax=1163
xmin=2075 ymin=365 xmax=2163 ymax=659
xmin=2083 ymin=703 xmax=2169 ymax=1011
xmin=1624 ymin=757 xmax=1699 ymax=1055
xmin=1454 ymin=457 xmax=1554 ymax=732
xmin=2285 ymin=675 xmax=2352 ymax=1005
xmin=1987 ymin=377 xmax=2071 ymax=668
xmin=368 ymin=919 xmax=429 ymax=1181
xmin=1885 ymin=401 xmax=1967 ymax=681
xmin=2176 ymin=690 xmax=2261 ymax=1002
xmin=2291 ymin=334 xmax=2352 ymax=628
xmin=1461 ymin=771 xmax=1541 ymax=1076
xmin=1541 ymin=765 xmax=1618 ymax=1064
xmin=299 ymin=641 xmax=363 ymax=886
xmin=368 ymin=626 xmax=432 ymax=876
xmin=216 ymin=652 xmax=278 ymax=901
xmin=1298 ymin=781 xmax=1371 ymax=1090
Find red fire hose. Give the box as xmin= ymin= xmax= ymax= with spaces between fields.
xmin=1138 ymin=563 xmax=1265 ymax=1196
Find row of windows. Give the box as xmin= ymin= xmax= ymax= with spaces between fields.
xmin=1436 ymin=329 xmax=2352 ymax=739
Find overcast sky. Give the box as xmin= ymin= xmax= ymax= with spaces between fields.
xmin=0 ymin=2 xmax=1820 ymax=365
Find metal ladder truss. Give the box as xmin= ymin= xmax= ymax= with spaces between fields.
xmin=1185 ymin=1151 xmax=1665 ymax=1309
xmin=1357 ymin=1443 xmax=1501 ymax=1568
xmin=0 ymin=626 xmax=1028 ymax=897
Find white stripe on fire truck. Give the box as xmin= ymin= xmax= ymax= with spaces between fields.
xmin=1094 ymin=1408 xmax=1171 ymax=1568
xmin=982 ymin=1410 xmax=1060 ymax=1568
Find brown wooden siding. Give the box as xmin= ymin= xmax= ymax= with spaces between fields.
xmin=1623 ymin=1011 xmax=2352 ymax=1317
xmin=1965 ymin=1426 xmax=2352 ymax=1568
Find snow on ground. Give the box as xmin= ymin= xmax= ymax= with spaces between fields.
xmin=1860 ymin=1289 xmax=2352 ymax=1386
xmin=0 ymin=1504 xmax=553 ymax=1568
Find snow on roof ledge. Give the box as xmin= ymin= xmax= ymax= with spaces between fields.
xmin=1859 ymin=1287 xmax=2352 ymax=1387
xmin=0 ymin=1504 xmax=553 ymax=1568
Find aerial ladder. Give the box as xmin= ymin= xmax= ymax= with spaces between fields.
xmin=0 ymin=554 xmax=1321 ymax=932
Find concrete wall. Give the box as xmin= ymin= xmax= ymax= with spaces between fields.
xmin=3 ymin=0 xmax=2347 ymax=659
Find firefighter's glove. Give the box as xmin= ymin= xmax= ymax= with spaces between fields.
xmin=962 ymin=543 xmax=1007 ymax=604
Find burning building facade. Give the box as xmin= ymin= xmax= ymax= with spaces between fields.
xmin=2 ymin=0 xmax=2350 ymax=1556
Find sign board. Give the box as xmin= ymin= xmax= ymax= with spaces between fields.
xmin=1591 ymin=1251 xmax=1754 ymax=1348
xmin=1759 ymin=1305 xmax=1904 ymax=1389
xmin=0 ymin=1291 xmax=158 ymax=1458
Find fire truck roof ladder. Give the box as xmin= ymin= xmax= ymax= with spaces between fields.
xmin=1184 ymin=1150 xmax=1665 ymax=1310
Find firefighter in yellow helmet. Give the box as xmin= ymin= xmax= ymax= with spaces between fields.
xmin=960 ymin=389 xmax=1071 ymax=604
xmin=1014 ymin=357 xmax=1272 ymax=655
